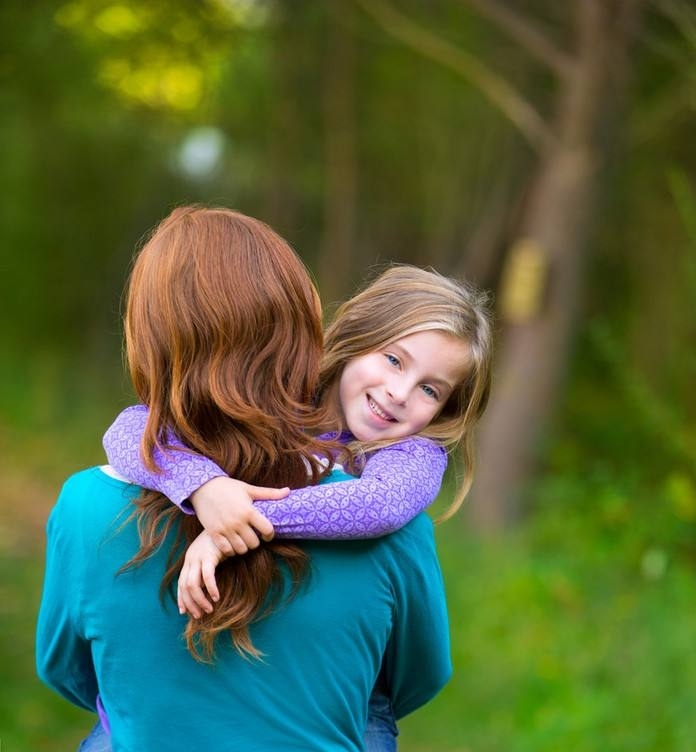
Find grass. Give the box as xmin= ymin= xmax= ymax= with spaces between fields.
xmin=400 ymin=521 xmax=696 ymax=751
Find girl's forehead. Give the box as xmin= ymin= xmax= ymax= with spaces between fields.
xmin=387 ymin=328 xmax=466 ymax=351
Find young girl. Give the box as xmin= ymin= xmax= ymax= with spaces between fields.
xmin=101 ymin=264 xmax=493 ymax=751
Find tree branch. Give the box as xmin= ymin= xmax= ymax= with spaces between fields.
xmin=651 ymin=0 xmax=696 ymax=48
xmin=355 ymin=0 xmax=555 ymax=153
xmin=462 ymin=0 xmax=575 ymax=80
xmin=631 ymin=78 xmax=695 ymax=145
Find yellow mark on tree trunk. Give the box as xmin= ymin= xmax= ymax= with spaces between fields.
xmin=498 ymin=238 xmax=548 ymax=323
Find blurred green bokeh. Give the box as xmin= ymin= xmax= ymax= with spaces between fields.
xmin=3 ymin=1 xmax=696 ymax=749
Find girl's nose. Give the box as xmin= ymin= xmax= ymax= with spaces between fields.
xmin=386 ymin=380 xmax=409 ymax=406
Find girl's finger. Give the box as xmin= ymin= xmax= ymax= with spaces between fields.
xmin=226 ymin=533 xmax=249 ymax=556
xmin=182 ymin=561 xmax=214 ymax=614
xmin=250 ymin=511 xmax=274 ymax=541
xmin=210 ymin=533 xmax=233 ymax=556
xmin=246 ymin=485 xmax=290 ymax=500
xmin=201 ymin=560 xmax=220 ymax=603
xmin=177 ymin=578 xmax=201 ymax=619
xmin=237 ymin=527 xmax=261 ymax=551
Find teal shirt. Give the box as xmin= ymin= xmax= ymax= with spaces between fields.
xmin=36 ymin=467 xmax=451 ymax=752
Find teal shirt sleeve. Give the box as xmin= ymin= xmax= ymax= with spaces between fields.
xmin=36 ymin=476 xmax=99 ymax=713
xmin=382 ymin=514 xmax=452 ymax=719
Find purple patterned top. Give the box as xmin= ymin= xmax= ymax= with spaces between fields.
xmin=103 ymin=405 xmax=448 ymax=539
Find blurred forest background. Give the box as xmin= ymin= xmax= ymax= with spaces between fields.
xmin=2 ymin=0 xmax=696 ymax=750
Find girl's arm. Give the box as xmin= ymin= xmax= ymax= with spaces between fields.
xmin=103 ymin=406 xmax=448 ymax=540
xmin=254 ymin=438 xmax=447 ymax=538
xmin=103 ymin=404 xmax=225 ymax=513
xmin=103 ymin=405 xmax=281 ymax=555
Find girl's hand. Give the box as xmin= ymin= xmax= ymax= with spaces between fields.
xmin=177 ymin=531 xmax=226 ymax=618
xmin=189 ymin=477 xmax=288 ymax=556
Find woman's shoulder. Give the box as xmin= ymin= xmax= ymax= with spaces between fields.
xmin=377 ymin=513 xmax=439 ymax=565
xmin=54 ymin=466 xmax=138 ymax=525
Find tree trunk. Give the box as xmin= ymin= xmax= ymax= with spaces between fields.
xmin=469 ymin=0 xmax=642 ymax=531
xmin=263 ymin=0 xmax=305 ymax=234
xmin=318 ymin=1 xmax=358 ymax=309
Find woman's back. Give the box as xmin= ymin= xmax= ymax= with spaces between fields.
xmin=37 ymin=466 xmax=451 ymax=751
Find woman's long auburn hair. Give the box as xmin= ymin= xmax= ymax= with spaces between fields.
xmin=123 ymin=205 xmax=335 ymax=661
xmin=318 ymin=265 xmax=494 ymax=521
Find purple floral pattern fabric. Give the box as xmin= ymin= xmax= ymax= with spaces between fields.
xmin=103 ymin=405 xmax=448 ymax=539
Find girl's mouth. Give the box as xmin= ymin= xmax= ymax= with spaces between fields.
xmin=368 ymin=396 xmax=396 ymax=422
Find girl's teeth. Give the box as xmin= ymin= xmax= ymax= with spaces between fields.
xmin=369 ymin=398 xmax=393 ymax=421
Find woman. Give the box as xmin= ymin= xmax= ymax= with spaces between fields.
xmin=36 ymin=206 xmax=451 ymax=751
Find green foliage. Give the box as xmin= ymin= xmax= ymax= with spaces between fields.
xmin=53 ymin=0 xmax=253 ymax=114
xmin=397 ymin=475 xmax=696 ymax=751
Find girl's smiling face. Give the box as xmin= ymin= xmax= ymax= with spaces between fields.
xmin=337 ymin=330 xmax=470 ymax=442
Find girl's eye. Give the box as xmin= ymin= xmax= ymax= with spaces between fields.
xmin=421 ymin=384 xmax=438 ymax=400
xmin=385 ymin=354 xmax=400 ymax=367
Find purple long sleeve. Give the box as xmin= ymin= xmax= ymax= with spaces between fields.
xmin=103 ymin=405 xmax=448 ymax=538
xmin=255 ymin=438 xmax=447 ymax=538
xmin=103 ymin=405 xmax=225 ymax=513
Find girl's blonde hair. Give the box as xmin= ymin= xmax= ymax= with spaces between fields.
xmin=123 ymin=205 xmax=335 ymax=661
xmin=319 ymin=265 xmax=493 ymax=520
